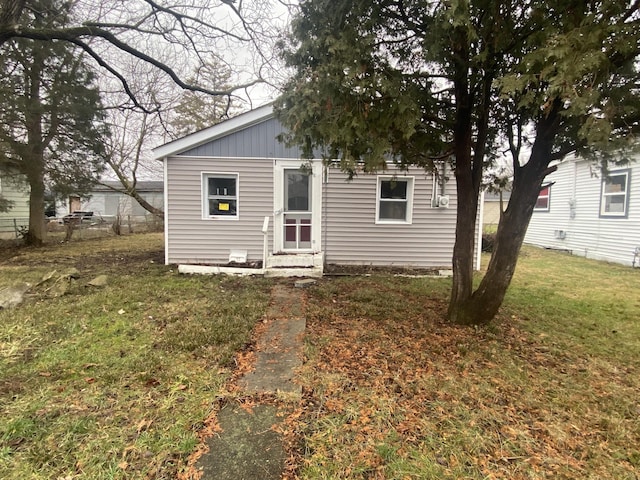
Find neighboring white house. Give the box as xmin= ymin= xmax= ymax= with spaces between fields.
xmin=68 ymin=181 xmax=164 ymax=221
xmin=525 ymin=156 xmax=640 ymax=267
xmin=0 ymin=173 xmax=30 ymax=239
xmin=153 ymin=104 xmax=482 ymax=276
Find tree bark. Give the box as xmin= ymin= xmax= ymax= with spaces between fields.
xmin=452 ymin=99 xmax=563 ymax=324
xmin=448 ymin=155 xmax=479 ymax=323
xmin=25 ymin=162 xmax=45 ymax=246
xmin=455 ymin=160 xmax=550 ymax=324
xmin=446 ymin=19 xmax=488 ymax=324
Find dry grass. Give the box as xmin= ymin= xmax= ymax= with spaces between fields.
xmin=285 ymin=247 xmax=640 ymax=479
xmin=0 ymin=233 xmax=271 ymax=479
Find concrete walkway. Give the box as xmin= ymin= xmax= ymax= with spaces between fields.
xmin=196 ymin=283 xmax=307 ymax=479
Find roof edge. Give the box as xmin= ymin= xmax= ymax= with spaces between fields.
xmin=152 ymin=103 xmax=274 ymax=160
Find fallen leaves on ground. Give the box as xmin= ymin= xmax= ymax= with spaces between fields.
xmin=281 ymin=277 xmax=639 ymax=479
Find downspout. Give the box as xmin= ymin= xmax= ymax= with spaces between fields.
xmin=163 ymin=157 xmax=169 ymax=265
xmin=322 ymin=162 xmax=328 ymax=268
xmin=476 ymin=190 xmax=485 ymax=271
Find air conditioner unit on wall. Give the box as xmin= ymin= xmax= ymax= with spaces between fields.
xmin=437 ymin=195 xmax=450 ymax=208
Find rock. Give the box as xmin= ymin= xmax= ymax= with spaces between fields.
xmin=294 ymin=278 xmax=317 ymax=288
xmin=0 ymin=283 xmax=31 ymax=309
xmin=63 ymin=268 xmax=80 ymax=279
xmin=48 ymin=280 xmax=70 ymax=297
xmin=87 ymin=275 xmax=108 ymax=287
xmin=39 ymin=270 xmax=58 ymax=285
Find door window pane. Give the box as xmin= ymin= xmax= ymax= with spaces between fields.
xmin=285 ymin=170 xmax=310 ymax=211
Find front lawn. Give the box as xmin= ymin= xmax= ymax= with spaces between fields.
xmin=2 ymin=235 xmax=638 ymax=479
xmin=0 ymin=234 xmax=271 ymax=479
xmin=287 ymin=247 xmax=640 ymax=479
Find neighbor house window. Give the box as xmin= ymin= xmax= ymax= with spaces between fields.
xmin=376 ymin=176 xmax=414 ymax=224
xmin=534 ymin=185 xmax=551 ymax=211
xmin=204 ymin=173 xmax=238 ymax=218
xmin=600 ymin=170 xmax=630 ymax=217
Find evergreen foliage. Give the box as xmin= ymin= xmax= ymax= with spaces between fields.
xmin=276 ymin=0 xmax=640 ymax=324
xmin=0 ymin=0 xmax=109 ymax=244
xmin=170 ymin=60 xmax=236 ymax=138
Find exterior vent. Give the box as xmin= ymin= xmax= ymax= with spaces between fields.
xmin=554 ymin=230 xmax=567 ymax=240
xmin=437 ymin=195 xmax=450 ymax=208
xmin=229 ymin=249 xmax=248 ymax=263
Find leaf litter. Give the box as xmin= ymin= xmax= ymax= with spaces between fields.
xmin=281 ymin=275 xmax=639 ymax=479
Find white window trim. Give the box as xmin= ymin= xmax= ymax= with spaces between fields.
xmin=375 ymin=175 xmax=414 ymax=225
xmin=202 ymin=172 xmax=240 ymax=220
xmin=534 ymin=185 xmax=551 ymax=212
xmin=599 ymin=170 xmax=629 ymax=218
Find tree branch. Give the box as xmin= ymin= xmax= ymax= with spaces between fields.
xmin=6 ymin=25 xmax=264 ymax=98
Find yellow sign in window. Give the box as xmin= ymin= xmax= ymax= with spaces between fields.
xmin=218 ymin=203 xmax=229 ymax=211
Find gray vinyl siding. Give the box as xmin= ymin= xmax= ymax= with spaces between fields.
xmin=165 ymin=156 xmax=273 ymax=265
xmin=323 ymin=167 xmax=457 ymax=267
xmin=179 ymin=117 xmax=308 ymax=159
xmin=525 ymin=158 xmax=640 ymax=266
xmin=163 ymin=110 xmax=465 ymax=268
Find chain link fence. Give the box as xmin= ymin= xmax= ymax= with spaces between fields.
xmin=0 ymin=214 xmax=163 ymax=242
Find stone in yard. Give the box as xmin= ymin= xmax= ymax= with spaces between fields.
xmin=48 ymin=279 xmax=70 ymax=297
xmin=63 ymin=268 xmax=80 ymax=279
xmin=87 ymin=275 xmax=108 ymax=287
xmin=0 ymin=283 xmax=30 ymax=309
xmin=294 ymin=278 xmax=317 ymax=288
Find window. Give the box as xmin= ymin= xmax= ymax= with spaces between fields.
xmin=204 ymin=173 xmax=238 ymax=218
xmin=376 ymin=176 xmax=414 ymax=224
xmin=600 ymin=170 xmax=630 ymax=217
xmin=534 ymin=185 xmax=551 ymax=211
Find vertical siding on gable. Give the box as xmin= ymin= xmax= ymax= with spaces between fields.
xmin=179 ymin=117 xmax=307 ymax=159
xmin=166 ymin=156 xmax=274 ymax=265
xmin=525 ymin=159 xmax=640 ymax=266
xmin=323 ymin=167 xmax=457 ymax=267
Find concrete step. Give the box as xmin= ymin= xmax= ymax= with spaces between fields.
xmin=264 ymin=266 xmax=323 ymax=278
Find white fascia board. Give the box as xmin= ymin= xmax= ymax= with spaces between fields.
xmin=152 ymin=104 xmax=274 ymax=160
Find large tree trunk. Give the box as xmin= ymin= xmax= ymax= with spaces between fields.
xmin=447 ymin=162 xmax=480 ymax=323
xmin=447 ymin=21 xmax=476 ymax=322
xmin=24 ymin=157 xmax=45 ymax=246
xmin=452 ymin=100 xmax=562 ymax=324
xmin=456 ymin=160 xmax=553 ymax=324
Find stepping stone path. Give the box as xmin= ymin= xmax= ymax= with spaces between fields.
xmin=195 ymin=283 xmax=307 ymax=479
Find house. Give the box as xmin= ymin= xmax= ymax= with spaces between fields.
xmin=0 ymin=173 xmax=29 ymax=239
xmin=68 ymin=181 xmax=164 ymax=221
xmin=153 ymin=104 xmax=481 ymax=276
xmin=482 ymin=190 xmax=511 ymax=228
xmin=525 ymin=156 xmax=640 ymax=267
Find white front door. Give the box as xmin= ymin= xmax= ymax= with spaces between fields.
xmin=273 ymin=160 xmax=322 ymax=253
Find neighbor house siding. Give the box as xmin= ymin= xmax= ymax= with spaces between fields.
xmin=323 ymin=167 xmax=457 ymax=267
xmin=525 ymin=158 xmax=640 ymax=266
xmin=79 ymin=191 xmax=164 ymax=217
xmin=0 ymin=174 xmax=30 ymax=238
xmin=165 ymin=156 xmax=274 ymax=265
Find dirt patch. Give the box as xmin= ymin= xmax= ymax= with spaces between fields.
xmin=0 ymin=240 xmax=165 ymax=276
xmin=324 ymin=263 xmax=448 ymax=276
